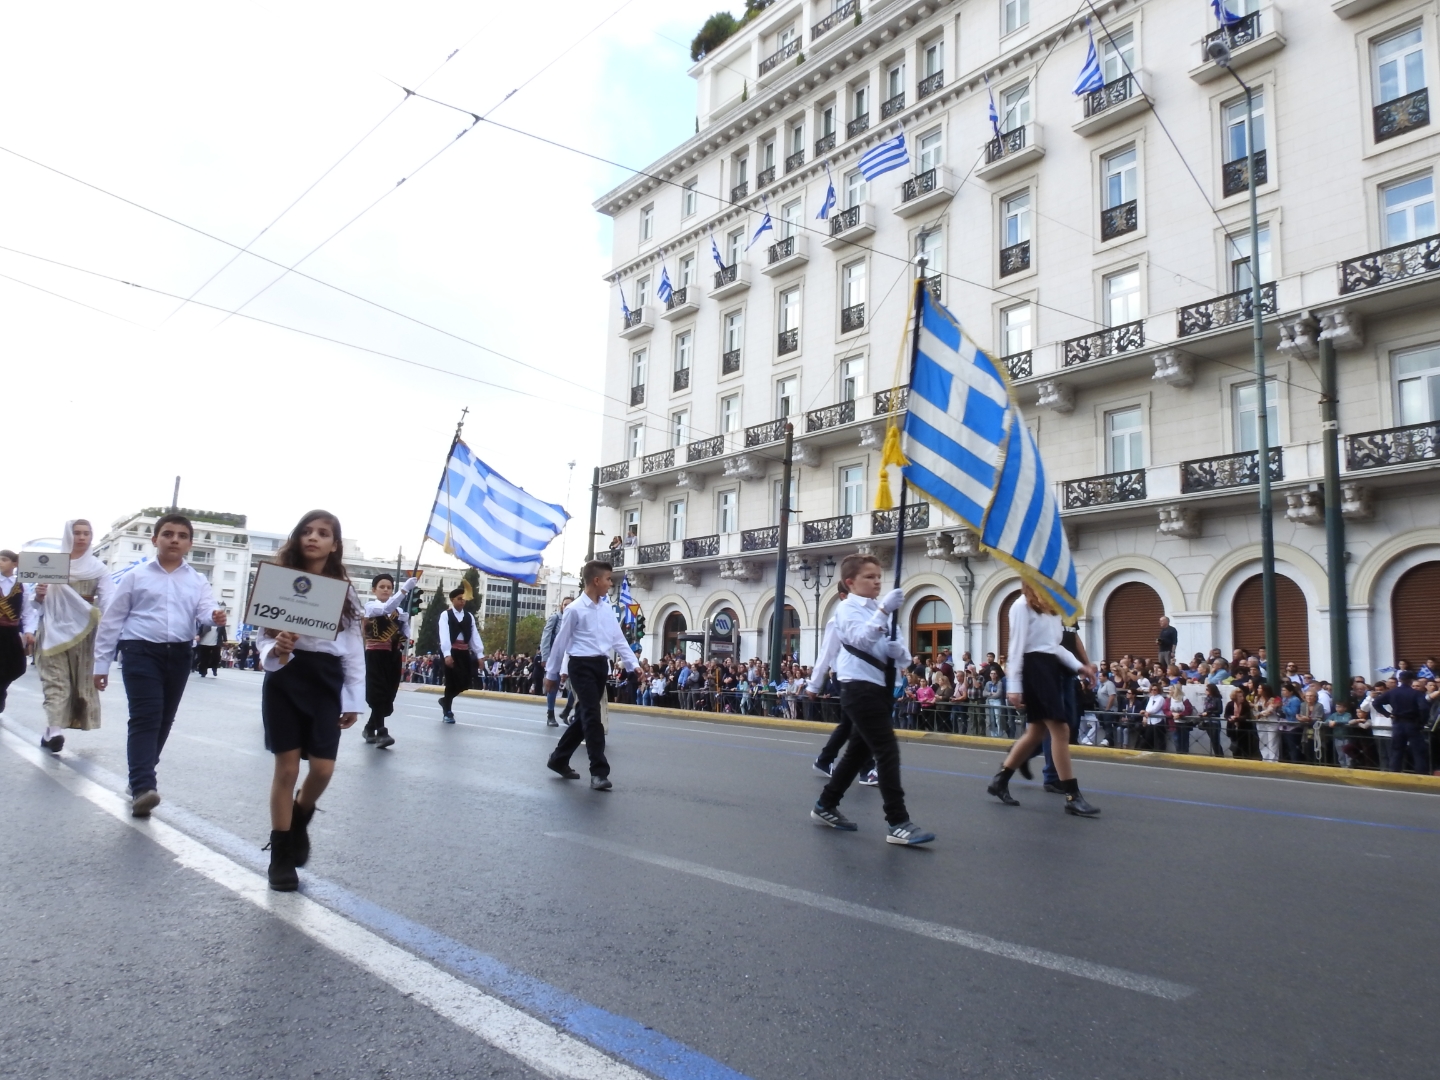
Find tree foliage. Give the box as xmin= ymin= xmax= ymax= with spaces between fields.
xmin=690 ymin=11 xmax=738 ymax=61
xmin=481 ymin=613 xmax=545 ymax=656
xmin=414 ymin=587 xmax=445 ymax=655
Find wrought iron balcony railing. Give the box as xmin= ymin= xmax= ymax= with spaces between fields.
xmin=665 ymin=286 xmax=691 ymax=311
xmin=759 ymin=38 xmax=800 ymax=76
xmin=1374 ymin=87 xmax=1430 ymax=143
xmin=623 ymin=309 xmax=646 ymax=330
xmin=803 ymin=514 xmax=853 ymax=544
xmin=722 ymin=348 xmax=742 ymax=374
xmin=630 ymin=384 xmax=646 ymax=406
xmin=1180 ymin=447 xmax=1282 ymax=494
xmin=683 ymin=534 xmax=720 ymax=559
xmin=847 ymin=113 xmax=869 ymax=138
xmin=777 ymin=327 xmax=799 ymax=354
xmin=768 ymin=235 xmax=796 ymax=264
xmin=918 ymin=71 xmax=944 ymax=99
xmin=814 ymin=132 xmax=836 ymax=156
xmin=805 ymin=400 xmax=855 ymax=433
xmin=637 ymin=542 xmax=671 ymax=565
xmin=999 ymin=240 xmax=1030 ymax=276
xmin=1063 ymin=321 xmax=1145 ymax=366
xmin=1000 ymin=350 xmax=1032 ymax=379
xmin=924 ymin=273 xmax=942 ymax=302
xmin=756 ymin=165 xmax=775 ymax=188
xmin=1100 ymin=199 xmax=1138 ymax=241
xmin=599 ymin=461 xmax=629 ymax=484
xmin=986 ymin=126 xmax=1026 ymax=164
xmin=1062 ymin=468 xmax=1146 ymax=509
xmin=642 ymin=448 xmax=674 ymax=474
xmin=713 ymin=263 xmax=739 ymax=289
xmin=874 ymin=386 xmax=909 ymax=415
xmin=785 ymin=150 xmax=805 ymax=173
xmin=1201 ymin=11 xmax=1260 ymax=65
xmin=741 ymin=525 xmax=779 ymax=551
xmin=871 ymin=503 xmax=928 ymax=534
xmin=841 ymin=303 xmax=865 ymax=333
xmin=1339 ymin=232 xmax=1440 ymax=294
xmin=1083 ymin=73 xmax=1138 ymax=118
xmin=881 ymin=92 xmax=905 ymax=119
xmin=730 ymin=181 xmax=748 ymax=202
xmin=745 ymin=418 xmax=787 ymax=448
xmin=687 ymin=435 xmax=724 ymax=463
xmin=811 ymin=0 xmax=856 ymax=40
xmin=1346 ymin=421 xmax=1440 ymax=471
xmin=673 ymin=366 xmax=690 ymax=392
xmin=1177 ymin=282 xmax=1277 ymax=337
xmin=901 ymin=168 xmax=940 ymax=202
xmin=1222 ymin=149 xmax=1267 ymax=198
xmin=830 ymin=204 xmax=861 ymax=236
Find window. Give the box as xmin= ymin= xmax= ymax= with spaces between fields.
xmin=781 ymin=198 xmax=802 ymax=238
xmin=1375 ymin=25 xmax=1425 ymax=105
xmin=778 ymin=23 xmax=796 ymax=49
xmin=718 ymin=489 xmax=738 ymax=534
xmin=840 ymin=465 xmax=865 ymax=516
xmin=840 ymin=357 xmax=864 ymax=401
xmin=1234 ymin=379 xmax=1279 ymax=453
xmin=1223 ymin=93 xmax=1266 ymax=164
xmin=624 ymin=508 xmax=641 ymax=541
xmin=820 ymin=105 xmax=835 ymax=137
xmin=726 ymin=228 xmax=745 ymax=265
xmin=844 ymin=168 xmax=867 ymax=208
xmin=1002 ymin=303 xmax=1032 ymax=355
xmin=724 ymin=310 xmax=744 ymax=355
xmin=735 ymin=156 xmax=749 ymax=186
xmin=1104 ymin=268 xmax=1141 ymax=326
xmin=674 ymin=332 xmax=692 ymax=377
xmin=130 ymin=541 xmax=143 ymax=551
xmin=762 ymin=139 xmax=776 ymax=171
xmin=223 ymin=570 xmax=237 ymax=582
xmin=1229 ymin=225 xmax=1272 ymax=291
xmin=627 ymin=423 xmax=645 ymax=459
xmin=671 ymin=409 xmax=690 ymax=447
xmin=918 ymin=129 xmax=943 ymax=173
xmin=682 ymin=181 xmax=697 ymax=218
xmin=1106 ymin=407 xmax=1144 ymax=472
xmin=679 ymin=254 xmax=695 ymax=287
xmin=1102 ymin=28 xmax=1134 ymax=84
xmin=887 ymin=64 xmax=905 ymax=99
xmin=779 ymin=287 xmax=800 ymax=332
xmin=1004 ymin=0 xmax=1029 ymax=36
xmin=842 ymin=260 xmax=866 ymax=309
xmin=790 ymin=124 xmax=804 ymax=156
xmin=635 ymin=276 xmax=650 ymax=308
xmin=640 ymin=204 xmax=654 ymax=241
xmin=1003 ymin=191 xmax=1031 ymax=246
xmin=225 ymin=551 xmax=238 ymax=562
xmin=776 ymin=377 xmax=797 ymax=419
xmin=917 ymin=228 xmax=945 ymax=274
xmin=630 ymin=349 xmax=647 ymax=388
xmin=1001 ymin=82 xmax=1031 ymax=132
xmin=1396 ymin=344 xmax=1440 ymax=426
xmin=924 ymin=40 xmax=943 ymax=78
xmin=853 ymin=84 xmax=869 ymax=119
xmin=721 ymin=393 xmax=741 ymax=433
xmin=668 ymin=499 xmax=686 ymax=542
xmin=1103 ymin=148 xmax=1137 ymax=209
xmin=1382 ymin=174 xmax=1436 ymax=246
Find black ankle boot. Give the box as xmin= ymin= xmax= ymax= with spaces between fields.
xmin=290 ymin=801 xmax=315 ymax=867
xmin=267 ymin=829 xmax=299 ymax=891
xmin=1062 ymin=780 xmax=1100 ymax=817
xmin=374 ymin=727 xmax=395 ymax=749
xmin=988 ymin=770 xmax=1020 ymax=806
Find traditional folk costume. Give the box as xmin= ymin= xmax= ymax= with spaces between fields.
xmin=362 ymin=577 xmax=418 ymax=747
xmin=32 ymin=522 xmax=111 ymax=751
xmin=437 ymin=603 xmax=480 ymax=722
xmin=0 ymin=570 xmax=27 ymax=713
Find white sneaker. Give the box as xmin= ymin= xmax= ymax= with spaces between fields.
xmin=858 ymin=769 xmax=879 ymax=786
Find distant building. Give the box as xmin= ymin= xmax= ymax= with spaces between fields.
xmin=94 ymin=508 xmax=251 ymax=618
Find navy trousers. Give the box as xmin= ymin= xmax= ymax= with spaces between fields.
xmin=120 ymin=640 xmax=194 ymax=794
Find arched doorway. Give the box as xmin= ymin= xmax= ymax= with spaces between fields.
xmin=995 ymin=589 xmax=1022 ymax=662
xmin=1391 ymin=561 xmax=1440 ymax=668
xmin=662 ymin=611 xmax=687 ymax=657
xmin=1103 ymin=581 xmax=1165 ymax=665
xmin=1233 ymin=573 xmax=1310 ymax=673
xmin=708 ymin=606 xmax=740 ymax=661
xmin=776 ymin=604 xmax=801 ymax=661
xmin=911 ymin=596 xmax=953 ymax=665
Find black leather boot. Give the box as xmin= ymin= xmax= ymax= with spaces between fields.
xmin=290 ymin=801 xmax=315 ymax=867
xmin=988 ymin=770 xmax=1020 ymax=806
xmin=267 ymin=829 xmax=299 ymax=891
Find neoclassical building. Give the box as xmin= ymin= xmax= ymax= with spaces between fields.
xmin=591 ymin=0 xmax=1440 ymax=679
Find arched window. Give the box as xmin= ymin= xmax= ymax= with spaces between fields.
xmin=780 ymin=604 xmax=801 ymax=660
xmin=910 ymin=596 xmax=952 ymax=665
xmin=662 ymin=611 xmax=687 ymax=657
xmin=995 ymin=589 xmax=1022 ymax=661
xmin=1391 ymin=561 xmax=1440 ymax=669
xmin=1233 ymin=573 xmax=1309 ymax=673
xmin=1103 ymin=581 xmax=1164 ymax=665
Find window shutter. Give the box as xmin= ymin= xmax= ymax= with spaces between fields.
xmin=1103 ymin=582 xmax=1165 ymax=664
xmin=1233 ymin=574 xmax=1310 ymax=674
xmin=1391 ymin=561 xmax=1440 ymax=669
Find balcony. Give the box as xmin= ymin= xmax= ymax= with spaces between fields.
xmin=629 ymin=384 xmax=646 ymax=407
xmin=1180 ymin=447 xmax=1282 ymax=494
xmin=731 ymin=180 xmax=749 ymax=202
xmin=1339 ymin=232 xmax=1440 ymax=295
xmin=763 ymin=233 xmax=809 ymax=276
xmin=1000 ymin=350 xmax=1032 ymax=380
xmin=687 ymin=435 xmax=725 ymax=464
xmin=709 ymin=262 xmax=752 ymax=299
xmin=814 ymin=132 xmax=836 ymax=157
xmin=1100 ymin=199 xmax=1138 ymax=241
xmin=918 ymin=71 xmax=944 ymax=99
xmin=976 ymin=123 xmax=1045 ymax=180
xmin=742 ymin=526 xmax=779 ymax=552
xmin=597 ymin=547 xmax=625 ymax=568
xmin=1063 ymin=321 xmax=1145 ymax=367
xmin=806 ymin=400 xmax=855 ymax=433
xmin=999 ymin=240 xmax=1030 ymax=277
xmin=895 ymin=166 xmax=955 ymax=218
xmin=722 ymin=348 xmax=742 ymax=375
xmin=871 ymin=503 xmax=928 ymax=535
xmin=641 ymin=448 xmax=674 ymax=475
xmin=777 ymin=327 xmax=800 ymax=355
xmin=759 ymin=38 xmax=800 ymax=77
xmin=1178 ymin=282 xmax=1277 ymax=337
xmin=683 ymin=534 xmax=720 ymax=559
xmin=1346 ymin=421 xmax=1440 ymax=471
xmin=1062 ymin=469 xmax=1146 ymax=509
xmin=874 ymin=386 xmax=909 ymax=415
xmin=745 ymin=418 xmax=787 ymax=448
xmin=840 ymin=303 xmax=865 ymax=333
xmin=924 ymin=274 xmax=942 ymax=303
xmin=756 ymin=165 xmax=775 ymax=188
xmin=661 ymin=285 xmax=699 ymax=320
xmin=1375 ymin=87 xmax=1431 ymax=143
xmin=599 ymin=460 xmax=630 ymax=484
xmin=812 ymin=0 xmax=856 ymax=41
xmin=637 ymin=542 xmax=671 ymax=565
xmin=823 ymin=201 xmax=876 ymax=248
xmin=880 ymin=92 xmax=905 ymax=119
xmin=784 ymin=149 xmax=805 ymax=174
xmin=1073 ymin=72 xmax=1151 ymax=136
xmin=1222 ymin=150 xmax=1267 ymax=199
xmin=803 ymin=514 xmax=853 ymax=544
xmin=1190 ymin=7 xmax=1286 ymax=83
xmin=673 ymin=366 xmax=690 ymax=393
xmin=847 ymin=113 xmax=869 ymax=139
xmin=619 ymin=306 xmax=652 ymax=339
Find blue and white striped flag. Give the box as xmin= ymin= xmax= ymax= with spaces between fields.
xmin=746 ymin=198 xmax=774 ymax=251
xmin=1072 ymin=25 xmax=1104 ymax=95
xmin=710 ymin=230 xmax=726 ymax=269
xmin=1211 ymin=0 xmax=1243 ymax=26
xmin=656 ymin=267 xmax=674 ymax=305
xmin=901 ymin=288 xmax=1080 ymax=618
xmin=619 ymin=284 xmax=630 ymax=319
xmin=616 ymin=573 xmax=637 ymax=626
xmin=858 ymin=133 xmax=907 ymax=181
xmin=427 ymin=440 xmax=569 ymax=584
xmin=816 ymin=165 xmax=837 ymax=220
xmin=985 ymin=74 xmax=1000 ymax=138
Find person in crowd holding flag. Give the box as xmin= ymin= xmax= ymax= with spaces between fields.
xmin=255 ymin=510 xmax=365 ymax=892
xmin=438 ymin=586 xmax=480 ymax=723
xmin=30 ymin=520 xmax=110 ymax=753
xmin=810 ymin=553 xmax=934 ymax=845
xmin=543 ymin=559 xmax=639 ymax=791
xmin=362 ymin=572 xmax=419 ymax=748
xmin=91 ymin=513 xmax=226 ymax=816
xmin=0 ymin=549 xmax=29 ymax=715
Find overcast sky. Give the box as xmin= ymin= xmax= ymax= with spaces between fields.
xmin=1 ymin=0 xmax=718 ymax=566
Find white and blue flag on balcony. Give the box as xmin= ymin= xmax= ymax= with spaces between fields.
xmin=816 ymin=165 xmax=837 ymax=220
xmin=858 ymin=133 xmax=907 ymax=181
xmin=616 ymin=573 xmax=637 ymax=627
xmin=1211 ymin=0 xmax=1243 ymax=25
xmin=900 ymin=288 xmax=1081 ymax=619
xmin=1072 ymin=24 xmax=1105 ymax=96
xmin=710 ymin=230 xmax=726 ymax=270
xmin=746 ymin=197 xmax=774 ymax=251
xmin=618 ymin=283 xmax=630 ymax=319
xmin=984 ymin=73 xmax=1001 ymax=138
xmin=427 ymin=440 xmax=569 ymax=584
xmin=656 ymin=266 xmax=674 ymax=305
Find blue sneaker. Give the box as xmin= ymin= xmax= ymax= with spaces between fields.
xmin=812 ymin=758 xmax=833 ymax=777
xmin=810 ymin=802 xmax=858 ymax=831
xmin=858 ymin=769 xmax=879 ymax=786
xmin=443 ymin=713 xmax=456 ymax=724
xmin=886 ymin=821 xmax=935 ymax=846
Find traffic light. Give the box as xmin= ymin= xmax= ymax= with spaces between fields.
xmin=633 ymin=613 xmax=646 ymax=639
xmin=408 ymin=586 xmax=426 ymax=617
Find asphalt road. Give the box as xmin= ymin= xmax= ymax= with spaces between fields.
xmin=1 ymin=666 xmax=1436 ymax=1080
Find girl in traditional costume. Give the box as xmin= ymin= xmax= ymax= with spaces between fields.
xmin=33 ymin=520 xmax=110 ymax=752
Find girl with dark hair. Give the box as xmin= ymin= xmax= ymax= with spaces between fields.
xmin=256 ymin=511 xmax=364 ymax=891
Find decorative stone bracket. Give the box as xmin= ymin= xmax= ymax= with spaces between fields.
xmin=1285 ymin=488 xmax=1323 ymax=527
xmin=597 ymin=488 xmax=624 ymax=509
xmin=1341 ymin=482 xmax=1372 ymax=521
xmin=858 ymin=424 xmax=879 ymax=448
xmin=625 ymin=572 xmax=653 ymax=591
xmin=718 ymin=559 xmax=763 ymax=582
xmin=628 ymin=481 xmax=656 ymax=502
xmin=1152 ymin=350 xmax=1194 ymax=388
xmin=1277 ymin=313 xmax=1318 ymax=360
xmin=672 ymin=566 xmax=700 ymax=586
xmin=723 ymin=455 xmax=767 ymax=481
xmin=1318 ymin=307 xmax=1364 ymax=351
xmin=949 ymin=528 xmax=988 ymax=559
xmin=1156 ymin=504 xmax=1201 ymax=538
xmin=674 ymin=470 xmax=706 ymax=492
xmin=1036 ymin=379 xmax=1075 ymax=414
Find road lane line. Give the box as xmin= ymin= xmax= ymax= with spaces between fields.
xmin=550 ymin=831 xmax=1195 ymax=1001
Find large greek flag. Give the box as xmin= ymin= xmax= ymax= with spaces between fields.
xmin=427 ymin=440 xmax=569 ymax=583
xmin=901 ymin=288 xmax=1081 ymax=618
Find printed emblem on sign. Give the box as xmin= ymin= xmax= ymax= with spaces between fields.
xmin=37 ymin=555 xmax=50 ymax=565
xmin=293 ymin=576 xmax=312 ymax=595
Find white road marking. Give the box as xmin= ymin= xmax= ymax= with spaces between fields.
xmin=0 ymin=728 xmax=649 ymax=1080
xmin=550 ymin=831 xmax=1196 ymax=1002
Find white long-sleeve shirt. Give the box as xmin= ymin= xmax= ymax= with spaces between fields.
xmin=256 ymin=585 xmax=366 ymax=714
xmin=93 ymin=560 xmax=218 ymax=675
xmin=807 ymin=616 xmax=842 ymax=687
xmin=363 ymin=578 xmax=416 ymax=640
xmin=437 ymin=605 xmax=481 ymax=658
xmin=1004 ymin=600 xmax=1082 ymax=695
xmin=545 ymin=592 xmax=637 ymax=681
xmin=833 ymin=594 xmax=910 ymax=686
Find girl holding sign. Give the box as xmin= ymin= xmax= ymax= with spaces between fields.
xmin=256 ymin=510 xmax=364 ymax=891
xmin=31 ymin=520 xmax=111 ymax=753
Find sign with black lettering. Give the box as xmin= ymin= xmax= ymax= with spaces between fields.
xmin=17 ymin=551 xmax=70 ymax=584
xmin=245 ymin=562 xmax=349 ymax=641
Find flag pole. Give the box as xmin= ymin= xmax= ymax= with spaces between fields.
xmin=887 ymin=257 xmax=928 ymax=675
xmin=411 ymin=407 xmax=469 ymax=579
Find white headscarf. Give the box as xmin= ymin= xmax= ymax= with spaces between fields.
xmin=38 ymin=520 xmax=107 ymax=656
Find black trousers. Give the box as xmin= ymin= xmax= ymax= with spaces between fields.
xmin=440 ymin=650 xmax=475 ymax=712
xmin=195 ymin=644 xmax=221 ymax=675
xmin=816 ymin=711 xmax=874 ymax=773
xmin=0 ymin=626 xmax=24 ymax=713
xmin=549 ymin=656 xmax=610 ymax=777
xmin=364 ymin=648 xmax=402 ymax=733
xmin=120 ymin=640 xmax=193 ymax=794
xmin=820 ymin=681 xmax=909 ymax=825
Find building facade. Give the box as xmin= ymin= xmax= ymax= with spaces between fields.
xmin=593 ymin=0 xmax=1440 ymax=678
xmin=95 ymin=509 xmax=252 ymax=616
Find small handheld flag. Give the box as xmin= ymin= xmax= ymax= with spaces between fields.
xmin=1072 ymin=23 xmax=1104 ymax=96
xmin=858 ymin=134 xmax=908 ymax=181
xmin=747 ymin=197 xmax=774 ymax=251
xmin=816 ymin=165 xmax=837 ymax=220
xmin=656 ymin=267 xmax=674 ymax=305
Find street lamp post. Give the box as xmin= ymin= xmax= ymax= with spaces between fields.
xmin=799 ymin=556 xmax=836 ymax=660
xmin=1210 ymin=38 xmax=1281 ymax=691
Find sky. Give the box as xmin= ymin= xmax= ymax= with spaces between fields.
xmin=0 ymin=0 xmax=723 ymax=567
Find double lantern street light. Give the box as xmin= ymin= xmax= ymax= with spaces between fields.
xmin=798 ymin=556 xmax=836 ymax=660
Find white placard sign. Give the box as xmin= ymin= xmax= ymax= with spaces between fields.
xmin=17 ymin=551 xmax=71 ymax=584
xmin=245 ymin=562 xmax=350 ymax=642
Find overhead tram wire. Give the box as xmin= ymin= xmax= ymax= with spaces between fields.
xmin=0 ymin=271 xmax=152 ymax=328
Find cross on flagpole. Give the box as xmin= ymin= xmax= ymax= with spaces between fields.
xmin=412 ymin=407 xmax=469 ymax=577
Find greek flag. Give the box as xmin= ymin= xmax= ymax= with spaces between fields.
xmin=656 ymin=267 xmax=673 ymax=305
xmin=747 ymin=198 xmax=773 ymax=251
xmin=816 ymin=165 xmax=837 ymax=220
xmin=985 ymin=74 xmax=1000 ymax=138
xmin=1211 ymin=0 xmax=1243 ymax=25
xmin=710 ymin=231 xmax=726 ymax=269
xmin=901 ymin=288 xmax=1080 ymax=618
xmin=616 ymin=573 xmax=637 ymax=626
xmin=619 ymin=284 xmax=630 ymax=319
xmin=858 ymin=133 xmax=907 ymax=181
xmin=427 ymin=440 xmax=569 ymax=584
xmin=1072 ymin=26 xmax=1104 ymax=95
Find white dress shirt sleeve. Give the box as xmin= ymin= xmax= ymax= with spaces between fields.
xmin=438 ymin=610 xmax=454 ymax=657
xmin=21 ymin=584 xmax=41 ymax=635
xmin=545 ymin=605 xmax=578 ymax=681
xmin=808 ymin=619 xmax=842 ymax=687
xmin=190 ymin=570 xmax=218 ymax=631
xmin=92 ymin=572 xmax=138 ymax=675
xmin=338 ymin=613 xmax=366 ymax=714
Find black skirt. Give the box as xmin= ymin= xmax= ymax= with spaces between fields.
xmin=262 ymin=650 xmax=344 ymax=759
xmin=1020 ymin=651 xmax=1070 ymax=723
